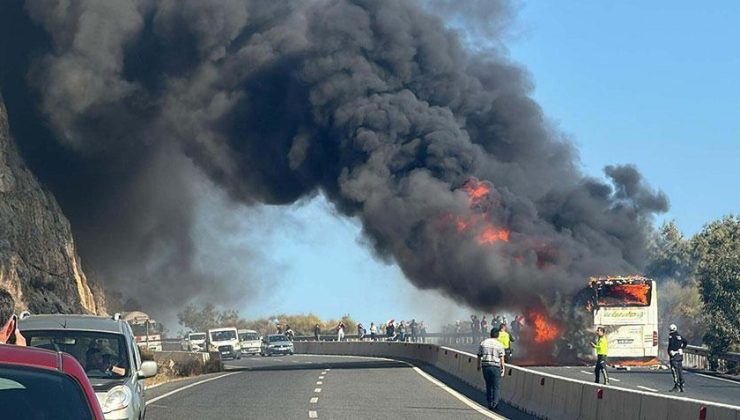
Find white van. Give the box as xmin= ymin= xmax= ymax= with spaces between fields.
xmin=238 ymin=329 xmax=261 ymax=355
xmin=207 ymin=327 xmax=241 ymax=360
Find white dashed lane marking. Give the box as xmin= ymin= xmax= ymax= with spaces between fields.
xmin=310 ymin=397 xmax=319 ymax=404
xmin=314 ymin=388 xmax=322 ymax=393
xmin=309 ymin=410 xmax=318 ymax=418
xmin=316 ymin=381 xmax=323 ymax=385
xmin=637 ymin=385 xmax=658 ymax=392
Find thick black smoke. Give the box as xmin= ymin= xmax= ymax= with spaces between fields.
xmin=0 ymin=0 xmax=667 ymax=317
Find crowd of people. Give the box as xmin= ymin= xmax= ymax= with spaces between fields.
xmin=309 ymin=319 xmax=429 ymax=342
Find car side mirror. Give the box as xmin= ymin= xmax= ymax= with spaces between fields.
xmin=138 ymin=361 xmax=158 ymax=379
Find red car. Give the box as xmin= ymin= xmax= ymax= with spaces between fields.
xmin=0 ymin=343 xmax=105 ymax=419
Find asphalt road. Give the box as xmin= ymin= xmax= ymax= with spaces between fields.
xmin=445 ymin=342 xmax=740 ymax=407
xmin=145 ymin=354 xmax=536 ymax=420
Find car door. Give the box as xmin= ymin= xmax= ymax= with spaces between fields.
xmin=127 ymin=330 xmax=145 ymax=418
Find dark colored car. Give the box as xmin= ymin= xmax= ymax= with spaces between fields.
xmin=0 ymin=343 xmax=105 ymax=420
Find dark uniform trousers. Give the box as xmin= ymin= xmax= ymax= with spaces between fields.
xmin=594 ymin=355 xmax=609 ymax=384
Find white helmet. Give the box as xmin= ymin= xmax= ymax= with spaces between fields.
xmin=669 ymin=324 xmax=677 ymax=332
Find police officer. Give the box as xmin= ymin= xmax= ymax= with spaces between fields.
xmin=591 ymin=326 xmax=609 ymax=385
xmin=498 ymin=323 xmax=513 ymax=363
xmin=668 ymin=324 xmax=687 ymax=392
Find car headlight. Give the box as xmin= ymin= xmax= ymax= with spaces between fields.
xmin=102 ymin=385 xmax=132 ymax=414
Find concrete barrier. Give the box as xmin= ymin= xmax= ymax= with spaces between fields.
xmin=294 ymin=341 xmax=740 ymax=420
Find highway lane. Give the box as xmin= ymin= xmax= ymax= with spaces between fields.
xmin=444 ymin=342 xmax=740 ymax=407
xmin=145 ymin=354 xmax=533 ymax=420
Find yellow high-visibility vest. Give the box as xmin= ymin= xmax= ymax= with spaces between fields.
xmin=498 ymin=331 xmax=510 ymax=349
xmin=596 ymin=336 xmax=608 ymax=356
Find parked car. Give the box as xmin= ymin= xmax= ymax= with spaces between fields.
xmin=207 ymin=327 xmax=241 ymax=360
xmin=0 ymin=343 xmax=105 ymax=420
xmin=260 ymin=334 xmax=294 ymax=356
xmin=20 ymin=313 xmax=158 ymax=420
xmin=238 ymin=329 xmax=261 ymax=356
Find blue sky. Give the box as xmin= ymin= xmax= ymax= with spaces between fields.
xmin=231 ymin=1 xmax=740 ymax=328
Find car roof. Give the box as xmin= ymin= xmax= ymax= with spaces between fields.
xmin=0 ymin=344 xmax=106 ymax=419
xmin=208 ymin=327 xmax=237 ymax=332
xmin=19 ymin=314 xmax=127 ymax=334
xmin=267 ymin=334 xmax=287 ymax=338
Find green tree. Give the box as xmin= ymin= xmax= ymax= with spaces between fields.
xmin=177 ymin=303 xmax=221 ymax=332
xmin=646 ymin=220 xmax=693 ymax=284
xmin=646 ymin=221 xmax=705 ymax=342
xmin=657 ymin=280 xmax=705 ymax=343
xmin=691 ymin=216 xmax=740 ymax=355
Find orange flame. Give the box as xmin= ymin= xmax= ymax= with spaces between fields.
xmin=478 ymin=226 xmax=510 ymax=244
xmin=596 ymin=283 xmax=650 ymax=306
xmin=530 ymin=312 xmax=560 ymax=343
xmin=464 ymin=182 xmax=490 ymax=202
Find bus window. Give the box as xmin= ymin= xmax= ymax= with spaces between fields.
xmin=595 ymin=282 xmax=651 ymax=307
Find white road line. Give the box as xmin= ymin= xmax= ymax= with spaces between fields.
xmin=310 ymin=397 xmax=319 ymax=404
xmin=318 ymin=376 xmax=325 ymax=379
xmin=696 ymin=373 xmax=740 ymax=385
xmin=146 ymin=373 xmax=238 ymax=406
xmin=610 ymin=378 xmax=621 ymax=382
xmin=309 ymin=410 xmax=318 ymax=418
xmin=580 ymin=370 xmax=592 ymax=375
xmin=314 ymin=388 xmax=322 ymax=393
xmin=409 ymin=365 xmax=505 ymax=419
xmin=316 ymin=381 xmax=323 ymax=385
xmin=637 ymin=385 xmax=658 ymax=392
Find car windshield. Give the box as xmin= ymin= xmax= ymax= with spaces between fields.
xmin=0 ymin=365 xmax=94 ymax=420
xmin=210 ymin=330 xmax=236 ymax=341
xmin=269 ymin=335 xmax=288 ymax=342
xmin=23 ymin=331 xmax=130 ymax=379
xmin=240 ymin=333 xmax=259 ymax=341
xmin=189 ymin=333 xmax=206 ymax=341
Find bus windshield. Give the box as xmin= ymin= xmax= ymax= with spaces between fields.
xmin=595 ymin=281 xmax=652 ymax=307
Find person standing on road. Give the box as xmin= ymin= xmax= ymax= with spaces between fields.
xmin=336 ymin=322 xmax=345 ymax=342
xmin=481 ymin=316 xmax=489 ymax=339
xmin=498 ymin=323 xmax=513 ymax=363
xmin=591 ymin=326 xmax=609 ymax=385
xmin=478 ymin=328 xmax=506 ymax=411
xmin=386 ymin=320 xmax=395 ymax=340
xmin=314 ymin=323 xmax=321 ymax=341
xmin=0 ymin=289 xmax=26 ymax=346
xmin=668 ymin=324 xmax=688 ymax=392
xmin=370 ymin=322 xmax=378 ymax=341
xmin=410 ymin=319 xmax=418 ymax=342
xmin=398 ymin=321 xmax=407 ymax=342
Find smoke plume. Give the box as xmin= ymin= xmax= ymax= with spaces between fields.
xmin=0 ymin=0 xmax=667 ymax=319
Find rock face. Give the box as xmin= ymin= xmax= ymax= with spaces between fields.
xmin=0 ymin=93 xmax=105 ymax=314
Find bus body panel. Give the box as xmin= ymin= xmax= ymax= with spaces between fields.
xmin=592 ymin=277 xmax=658 ymax=360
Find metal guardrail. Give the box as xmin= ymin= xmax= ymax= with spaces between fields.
xmin=682 ymin=345 xmax=740 ymax=373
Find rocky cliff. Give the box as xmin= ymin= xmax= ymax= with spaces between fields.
xmin=0 ymin=93 xmax=105 ymax=314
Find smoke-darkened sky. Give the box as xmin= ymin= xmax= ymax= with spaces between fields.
xmin=0 ymin=0 xmax=670 ymax=319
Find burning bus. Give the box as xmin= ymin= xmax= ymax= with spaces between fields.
xmin=589 ymin=275 xmax=658 ymax=364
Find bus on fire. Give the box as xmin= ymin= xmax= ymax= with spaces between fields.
xmin=589 ymin=275 xmax=658 ymax=364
